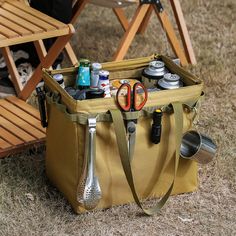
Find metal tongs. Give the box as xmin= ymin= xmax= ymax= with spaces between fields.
xmin=77 ymin=117 xmax=101 ymax=210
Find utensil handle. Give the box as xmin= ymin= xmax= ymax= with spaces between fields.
xmin=133 ymin=82 xmax=148 ymax=111
xmin=116 ymin=83 xmax=131 ymax=112
xmin=87 ymin=118 xmax=97 ymax=178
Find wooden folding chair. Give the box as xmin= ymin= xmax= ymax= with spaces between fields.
xmin=0 ymin=0 xmax=76 ymax=157
xmin=0 ymin=0 xmax=75 ymax=100
xmin=71 ymin=0 xmax=196 ymax=65
xmin=137 ymin=0 xmax=196 ymax=65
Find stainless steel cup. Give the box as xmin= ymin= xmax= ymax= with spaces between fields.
xmin=180 ymin=130 xmax=217 ymax=164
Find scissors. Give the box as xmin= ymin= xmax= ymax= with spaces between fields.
xmin=116 ymin=82 xmax=148 ymax=112
xmin=116 ymin=82 xmax=148 ymax=161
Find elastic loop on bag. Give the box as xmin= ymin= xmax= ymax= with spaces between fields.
xmin=123 ymin=111 xmax=140 ymax=120
xmin=109 ymin=102 xmax=183 ymax=216
xmin=52 ymin=91 xmax=61 ymax=103
xmin=46 ymin=90 xmax=200 ymax=126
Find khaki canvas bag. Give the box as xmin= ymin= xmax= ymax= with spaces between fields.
xmin=42 ymin=54 xmax=204 ymax=215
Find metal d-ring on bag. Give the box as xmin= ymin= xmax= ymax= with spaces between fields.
xmin=77 ymin=117 xmax=102 ymax=210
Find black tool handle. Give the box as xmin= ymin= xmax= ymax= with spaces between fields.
xmin=151 ymin=109 xmax=162 ymax=144
xmin=36 ymin=87 xmax=48 ymax=128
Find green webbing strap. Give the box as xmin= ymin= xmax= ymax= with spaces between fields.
xmin=110 ymin=102 xmax=183 ymax=216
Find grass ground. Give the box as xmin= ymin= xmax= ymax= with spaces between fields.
xmin=0 ymin=0 xmax=235 ymax=235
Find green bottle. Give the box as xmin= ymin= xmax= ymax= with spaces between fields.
xmin=76 ymin=59 xmax=90 ymax=90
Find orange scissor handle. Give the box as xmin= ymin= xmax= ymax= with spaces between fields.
xmin=133 ymin=82 xmax=148 ymax=111
xmin=116 ymin=83 xmax=132 ymax=112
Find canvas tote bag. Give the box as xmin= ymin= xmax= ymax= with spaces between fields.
xmin=42 ymin=54 xmax=204 ymax=215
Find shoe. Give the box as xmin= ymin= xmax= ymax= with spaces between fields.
xmin=17 ymin=62 xmax=34 ymax=85
xmin=8 ymin=62 xmax=34 ymax=85
xmin=0 ymin=50 xmax=30 ymax=80
xmin=6 ymin=62 xmax=45 ymax=94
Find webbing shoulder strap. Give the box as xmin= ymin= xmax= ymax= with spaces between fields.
xmin=109 ymin=102 xmax=183 ymax=215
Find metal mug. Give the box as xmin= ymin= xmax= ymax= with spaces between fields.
xmin=180 ymin=130 xmax=217 ymax=164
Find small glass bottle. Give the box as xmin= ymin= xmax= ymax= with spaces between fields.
xmin=76 ymin=59 xmax=90 ymax=90
xmin=91 ymin=63 xmax=102 ymax=87
xmin=98 ymin=70 xmax=111 ymax=98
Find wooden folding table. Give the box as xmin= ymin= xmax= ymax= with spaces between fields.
xmin=0 ymin=0 xmax=75 ymax=157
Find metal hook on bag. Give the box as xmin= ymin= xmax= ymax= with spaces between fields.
xmin=185 ymin=104 xmax=200 ymax=125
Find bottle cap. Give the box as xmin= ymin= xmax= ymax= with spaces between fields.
xmin=79 ymin=59 xmax=90 ymax=66
xmin=150 ymin=60 xmax=165 ymax=69
xmin=99 ymin=70 xmax=109 ymax=79
xmin=163 ymin=73 xmax=180 ymax=82
xmin=143 ymin=60 xmax=168 ymax=77
xmin=158 ymin=73 xmax=183 ymax=89
xmin=53 ymin=74 xmax=63 ymax=81
xmin=92 ymin=62 xmax=102 ymax=70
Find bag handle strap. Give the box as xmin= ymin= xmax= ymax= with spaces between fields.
xmin=109 ymin=102 xmax=183 ymax=215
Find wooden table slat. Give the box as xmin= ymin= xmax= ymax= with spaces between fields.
xmin=0 ymin=24 xmax=19 ymax=38
xmin=0 ymin=8 xmax=43 ymax=34
xmin=0 ymin=127 xmax=24 ymax=146
xmin=0 ymin=138 xmax=12 ymax=149
xmin=0 ymin=15 xmax=32 ymax=36
xmin=3 ymin=3 xmax=57 ymax=32
xmin=0 ymin=99 xmax=45 ymax=133
xmin=0 ymin=116 xmax=35 ymax=143
xmin=0 ymin=33 xmax=7 ymax=40
xmin=11 ymin=1 xmax=67 ymax=29
xmin=6 ymin=96 xmax=41 ymax=119
xmin=0 ymin=97 xmax=46 ymax=157
xmin=0 ymin=106 xmax=45 ymax=139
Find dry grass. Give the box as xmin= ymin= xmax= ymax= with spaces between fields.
xmin=0 ymin=0 xmax=236 ymax=235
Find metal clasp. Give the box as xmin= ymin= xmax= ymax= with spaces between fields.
xmin=140 ymin=0 xmax=164 ymax=12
